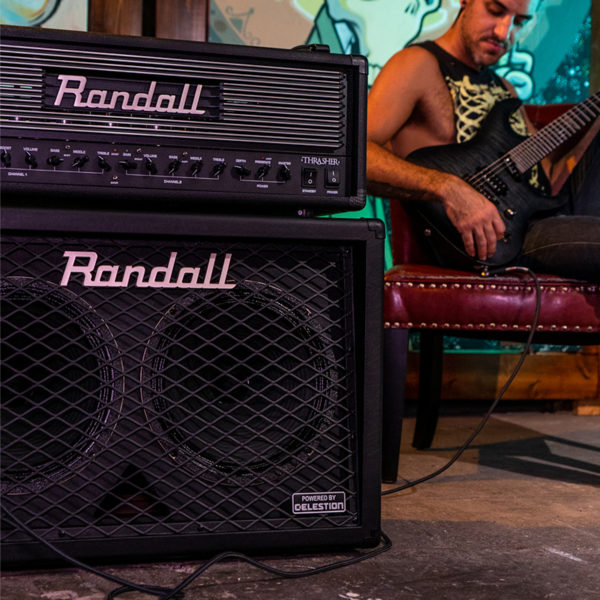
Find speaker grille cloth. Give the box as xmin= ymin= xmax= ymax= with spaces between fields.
xmin=1 ymin=233 xmax=360 ymax=545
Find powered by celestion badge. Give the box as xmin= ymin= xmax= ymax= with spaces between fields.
xmin=292 ymin=492 xmax=347 ymax=515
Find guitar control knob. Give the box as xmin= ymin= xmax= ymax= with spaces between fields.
xmin=256 ymin=164 xmax=270 ymax=179
xmin=277 ymin=164 xmax=291 ymax=182
xmin=190 ymin=161 xmax=203 ymax=176
xmin=0 ymin=150 xmax=11 ymax=167
xmin=25 ymin=151 xmax=38 ymax=168
xmin=145 ymin=158 xmax=158 ymax=174
xmin=72 ymin=155 xmax=89 ymax=169
xmin=504 ymin=208 xmax=517 ymax=219
xmin=119 ymin=160 xmax=137 ymax=171
xmin=232 ymin=164 xmax=251 ymax=179
xmin=210 ymin=163 xmax=226 ymax=177
xmin=97 ymin=156 xmax=111 ymax=171
xmin=47 ymin=155 xmax=64 ymax=167
xmin=167 ymin=159 xmax=182 ymax=175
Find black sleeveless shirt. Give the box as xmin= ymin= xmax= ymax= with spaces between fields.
xmin=414 ymin=41 xmax=529 ymax=143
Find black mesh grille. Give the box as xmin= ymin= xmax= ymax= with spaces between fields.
xmin=1 ymin=229 xmax=363 ymax=556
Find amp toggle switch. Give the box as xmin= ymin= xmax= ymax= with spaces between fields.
xmin=302 ymin=168 xmax=317 ymax=187
xmin=326 ymin=167 xmax=340 ymax=187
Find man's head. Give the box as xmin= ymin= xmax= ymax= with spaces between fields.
xmin=455 ymin=0 xmax=537 ymax=69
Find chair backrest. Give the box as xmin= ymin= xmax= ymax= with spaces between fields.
xmin=389 ymin=103 xmax=574 ymax=266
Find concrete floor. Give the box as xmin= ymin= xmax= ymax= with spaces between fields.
xmin=2 ymin=410 xmax=599 ymax=600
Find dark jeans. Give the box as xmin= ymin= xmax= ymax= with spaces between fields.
xmin=516 ymin=132 xmax=600 ymax=282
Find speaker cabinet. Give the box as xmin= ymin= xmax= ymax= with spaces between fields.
xmin=0 ymin=208 xmax=383 ymax=565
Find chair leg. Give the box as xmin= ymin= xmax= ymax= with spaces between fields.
xmin=382 ymin=327 xmax=409 ymax=483
xmin=412 ymin=331 xmax=444 ymax=450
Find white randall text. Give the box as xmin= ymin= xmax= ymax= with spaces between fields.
xmin=53 ymin=75 xmax=207 ymax=115
xmin=60 ymin=251 xmax=236 ymax=289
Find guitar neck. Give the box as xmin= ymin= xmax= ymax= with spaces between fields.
xmin=509 ymin=91 xmax=600 ymax=173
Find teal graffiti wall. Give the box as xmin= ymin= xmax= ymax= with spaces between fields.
xmin=209 ymin=1 xmax=592 ymax=272
xmin=209 ymin=0 xmax=592 ymax=103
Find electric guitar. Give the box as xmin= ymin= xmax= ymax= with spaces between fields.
xmin=406 ymin=91 xmax=600 ymax=268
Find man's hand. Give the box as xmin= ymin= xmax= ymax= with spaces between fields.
xmin=442 ymin=175 xmax=506 ymax=261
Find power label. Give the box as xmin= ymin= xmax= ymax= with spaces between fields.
xmin=292 ymin=492 xmax=346 ymax=515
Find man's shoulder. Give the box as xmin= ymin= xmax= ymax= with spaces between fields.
xmin=381 ymin=44 xmax=442 ymax=79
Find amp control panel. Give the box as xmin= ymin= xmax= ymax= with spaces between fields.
xmin=1 ymin=137 xmax=353 ymax=215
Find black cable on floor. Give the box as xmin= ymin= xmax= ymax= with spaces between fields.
xmin=3 ymin=507 xmax=392 ymax=600
xmin=382 ymin=266 xmax=542 ymax=496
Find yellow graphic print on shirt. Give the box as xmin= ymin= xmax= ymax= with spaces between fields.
xmin=445 ymin=75 xmax=529 ymax=143
xmin=445 ymin=75 xmax=549 ymax=193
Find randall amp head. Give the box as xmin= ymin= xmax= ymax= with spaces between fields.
xmin=0 ymin=26 xmax=367 ymax=215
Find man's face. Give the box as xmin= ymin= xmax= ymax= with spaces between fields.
xmin=459 ymin=0 xmax=535 ymax=68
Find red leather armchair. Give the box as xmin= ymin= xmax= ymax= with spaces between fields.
xmin=382 ymin=105 xmax=600 ymax=483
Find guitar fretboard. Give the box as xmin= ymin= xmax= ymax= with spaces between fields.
xmin=510 ymin=91 xmax=600 ymax=173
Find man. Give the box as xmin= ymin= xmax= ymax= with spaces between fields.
xmin=367 ymin=0 xmax=600 ymax=280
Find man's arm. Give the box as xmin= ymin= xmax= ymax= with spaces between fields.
xmin=366 ymin=47 xmax=506 ymax=261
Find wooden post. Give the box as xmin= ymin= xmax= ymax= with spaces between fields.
xmin=155 ymin=0 xmax=208 ymax=41
xmin=88 ymin=0 xmax=144 ymax=35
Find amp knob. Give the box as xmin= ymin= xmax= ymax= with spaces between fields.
xmin=72 ymin=155 xmax=89 ymax=169
xmin=232 ymin=164 xmax=251 ymax=179
xmin=210 ymin=163 xmax=226 ymax=177
xmin=190 ymin=161 xmax=203 ymax=176
xmin=256 ymin=164 xmax=270 ymax=179
xmin=167 ymin=158 xmax=182 ymax=175
xmin=119 ymin=160 xmax=137 ymax=171
xmin=145 ymin=158 xmax=158 ymax=174
xmin=97 ymin=156 xmax=111 ymax=171
xmin=25 ymin=151 xmax=38 ymax=168
xmin=277 ymin=165 xmax=291 ymax=181
xmin=47 ymin=155 xmax=64 ymax=167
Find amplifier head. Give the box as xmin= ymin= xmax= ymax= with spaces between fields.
xmin=0 ymin=208 xmax=383 ymax=565
xmin=0 ymin=26 xmax=367 ymax=215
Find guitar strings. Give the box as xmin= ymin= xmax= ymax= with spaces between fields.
xmin=467 ymin=92 xmax=600 ymax=190
xmin=468 ymin=94 xmax=599 ymax=187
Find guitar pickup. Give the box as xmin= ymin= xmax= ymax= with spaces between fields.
xmin=504 ymin=156 xmax=522 ymax=181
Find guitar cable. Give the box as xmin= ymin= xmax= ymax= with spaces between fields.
xmin=3 ymin=507 xmax=392 ymax=599
xmin=381 ymin=266 xmax=542 ymax=497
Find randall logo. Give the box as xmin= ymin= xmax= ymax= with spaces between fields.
xmin=45 ymin=72 xmax=221 ymax=119
xmin=61 ymin=251 xmax=236 ymax=289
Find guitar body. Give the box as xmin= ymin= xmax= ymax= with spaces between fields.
xmin=406 ymin=98 xmax=568 ymax=268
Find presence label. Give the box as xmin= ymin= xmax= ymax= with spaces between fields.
xmin=292 ymin=492 xmax=346 ymax=515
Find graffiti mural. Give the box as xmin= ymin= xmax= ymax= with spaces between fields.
xmin=0 ymin=0 xmax=87 ymax=30
xmin=209 ymin=0 xmax=592 ymax=271
xmin=210 ymin=0 xmax=591 ymax=101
